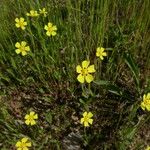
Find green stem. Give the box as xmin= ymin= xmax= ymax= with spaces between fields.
xmin=84 ymin=127 xmax=88 ymax=146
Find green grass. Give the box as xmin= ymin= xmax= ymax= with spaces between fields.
xmin=0 ymin=0 xmax=150 ymax=149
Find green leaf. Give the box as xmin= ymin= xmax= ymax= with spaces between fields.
xmin=0 ymin=72 xmax=10 ymax=82
xmin=79 ymin=98 xmax=85 ymax=104
xmin=93 ymin=80 xmax=110 ymax=86
xmin=123 ymin=127 xmax=136 ymax=140
xmin=94 ymin=80 xmax=122 ymax=96
xmin=45 ymin=112 xmax=52 ymax=124
xmin=10 ymin=57 xmax=17 ymax=69
xmin=124 ymin=52 xmax=140 ymax=91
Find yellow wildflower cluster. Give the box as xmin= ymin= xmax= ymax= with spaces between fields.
xmin=14 ymin=4 xmax=111 ymax=146
xmin=15 ymin=111 xmax=38 ymax=149
xmin=14 ymin=8 xmax=57 ymax=56
xmin=26 ymin=8 xmax=48 ymax=17
xmin=12 ymin=2 xmax=149 ymax=149
xmin=76 ymin=47 xmax=107 ymax=83
xmin=75 ymin=46 xmax=107 ymax=126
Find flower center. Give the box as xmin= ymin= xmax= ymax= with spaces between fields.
xmin=81 ymin=68 xmax=88 ymax=76
xmin=48 ymin=27 xmax=53 ymax=32
xmin=144 ymin=99 xmax=150 ymax=105
xmin=84 ymin=116 xmax=89 ymax=122
xmin=28 ymin=116 xmax=34 ymax=122
xmin=20 ymin=142 xmax=27 ymax=149
xmin=99 ymin=51 xmax=103 ymax=56
xmin=20 ymin=46 xmax=26 ymax=52
xmin=19 ymin=21 xmax=24 ymax=27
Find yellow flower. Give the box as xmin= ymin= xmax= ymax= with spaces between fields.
xmin=44 ymin=22 xmax=57 ymax=36
xmin=15 ymin=17 xmax=27 ymax=30
xmin=81 ymin=112 xmax=93 ymax=127
xmin=26 ymin=10 xmax=39 ymax=17
xmin=76 ymin=60 xmax=95 ymax=83
xmin=15 ymin=137 xmax=31 ymax=150
xmin=39 ymin=8 xmax=47 ymax=17
xmin=146 ymin=146 xmax=150 ymax=150
xmin=141 ymin=93 xmax=150 ymax=111
xmin=15 ymin=41 xmax=30 ymax=56
xmin=25 ymin=111 xmax=38 ymax=125
xmin=96 ymin=47 xmax=107 ymax=60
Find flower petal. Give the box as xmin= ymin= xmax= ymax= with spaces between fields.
xmin=22 ymin=51 xmax=27 ymax=56
xmin=21 ymin=41 xmax=27 ymax=46
xmin=25 ymin=114 xmax=29 ymax=119
xmin=88 ymin=119 xmax=93 ymax=124
xmin=31 ymin=120 xmax=36 ymax=125
xmin=52 ymin=25 xmax=57 ymax=30
xmin=23 ymin=147 xmax=28 ymax=150
xmin=102 ymin=52 xmax=107 ymax=56
xmin=15 ymin=49 xmax=21 ymax=54
xmin=87 ymin=112 xmax=93 ymax=118
xmin=83 ymin=112 xmax=87 ymax=117
xmin=77 ymin=74 xmax=85 ymax=83
xmin=96 ymin=51 xmax=100 ymax=57
xmin=15 ymin=42 xmax=20 ymax=48
xmin=51 ymin=31 xmax=56 ymax=36
xmin=21 ymin=137 xmax=28 ymax=143
xmin=97 ymin=47 xmax=104 ymax=52
xmin=15 ymin=18 xmax=19 ymax=22
xmin=25 ymin=46 xmax=30 ymax=51
xmin=15 ymin=24 xmax=20 ymax=28
xmin=23 ymin=22 xmax=27 ymax=26
xmin=30 ymin=111 xmax=35 ymax=116
xmin=141 ymin=102 xmax=145 ymax=110
xmin=100 ymin=56 xmax=104 ymax=60
xmin=82 ymin=60 xmax=90 ymax=68
xmin=16 ymin=141 xmax=21 ymax=147
xmin=85 ymin=74 xmax=94 ymax=83
xmin=87 ymin=65 xmax=95 ymax=73
xmin=48 ymin=22 xmax=52 ymax=27
xmin=44 ymin=25 xmax=48 ymax=30
xmin=25 ymin=120 xmax=30 ymax=125
xmin=20 ymin=17 xmax=24 ymax=22
xmin=76 ymin=65 xmax=82 ymax=73
xmin=143 ymin=94 xmax=146 ymax=100
xmin=146 ymin=105 xmax=150 ymax=111
xmin=84 ymin=121 xmax=89 ymax=127
xmin=46 ymin=31 xmax=51 ymax=36
xmin=33 ymin=114 xmax=38 ymax=119
xmin=26 ymin=142 xmax=32 ymax=147
xmin=147 ymin=93 xmax=150 ymax=99
xmin=21 ymin=26 xmax=25 ymax=30
xmin=80 ymin=118 xmax=84 ymax=124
